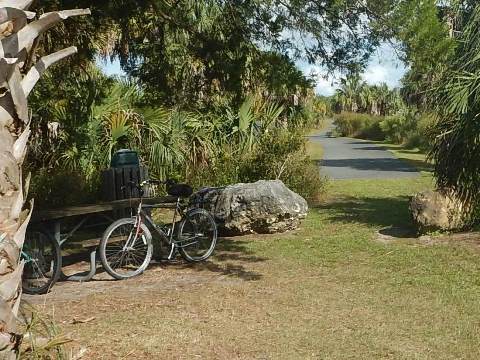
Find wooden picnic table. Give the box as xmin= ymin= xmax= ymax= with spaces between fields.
xmin=31 ymin=196 xmax=178 ymax=222
xmin=29 ymin=196 xmax=178 ymax=282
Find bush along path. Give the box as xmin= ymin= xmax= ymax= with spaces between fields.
xmin=310 ymin=122 xmax=419 ymax=179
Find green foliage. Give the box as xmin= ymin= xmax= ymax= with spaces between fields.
xmin=29 ymin=168 xmax=100 ymax=209
xmin=240 ymin=129 xmax=326 ymax=202
xmin=104 ymin=1 xmax=386 ymax=108
xmin=404 ymin=113 xmax=435 ymax=150
xmin=187 ymin=128 xmax=326 ymax=203
xmin=333 ymin=112 xmax=385 ymax=141
xmin=26 ymin=0 xmax=394 ymax=207
xmin=380 ymin=107 xmax=419 ymax=144
xmin=380 ymin=109 xmax=434 ymax=151
xmin=333 ymin=73 xmax=402 ymax=116
xmin=333 ymin=109 xmax=433 ymax=151
xmin=428 ymin=3 xmax=480 ymax=209
xmin=389 ymin=0 xmax=456 ymax=107
xmin=28 ymin=67 xmax=325 ymax=207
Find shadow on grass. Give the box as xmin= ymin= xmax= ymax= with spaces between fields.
xmin=379 ymin=144 xmax=433 ymax=173
xmin=396 ymin=158 xmax=432 ymax=173
xmin=154 ymin=237 xmax=266 ymax=281
xmin=61 ymin=236 xmax=266 ymax=282
xmin=314 ymin=195 xmax=416 ymax=236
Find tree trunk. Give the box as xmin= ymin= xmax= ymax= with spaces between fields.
xmin=0 ymin=3 xmax=89 ymax=358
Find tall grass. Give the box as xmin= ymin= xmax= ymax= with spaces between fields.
xmin=333 ymin=112 xmax=385 ymax=140
xmin=333 ymin=111 xmax=433 ymax=151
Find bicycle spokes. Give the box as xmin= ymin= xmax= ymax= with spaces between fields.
xmin=178 ymin=209 xmax=217 ymax=262
xmin=22 ymin=233 xmax=56 ymax=291
xmin=102 ymin=221 xmax=151 ymax=278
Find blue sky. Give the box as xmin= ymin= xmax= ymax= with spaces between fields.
xmin=300 ymin=43 xmax=407 ymax=96
xmin=99 ymin=42 xmax=407 ymax=96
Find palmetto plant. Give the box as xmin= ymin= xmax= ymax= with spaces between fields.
xmin=0 ymin=2 xmax=89 ymax=358
xmin=334 ymin=74 xmax=363 ymax=113
xmin=429 ymin=3 xmax=480 ymax=210
xmin=230 ymin=95 xmax=284 ymax=152
xmin=334 ymin=73 xmax=403 ymax=116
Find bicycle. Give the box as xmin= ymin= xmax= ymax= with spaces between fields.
xmin=21 ymin=230 xmax=62 ymax=295
xmin=99 ymin=179 xmax=218 ymax=280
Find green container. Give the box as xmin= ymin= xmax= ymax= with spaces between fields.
xmin=111 ymin=149 xmax=140 ymax=168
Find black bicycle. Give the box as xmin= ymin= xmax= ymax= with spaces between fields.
xmin=21 ymin=230 xmax=62 ymax=295
xmin=99 ymin=179 xmax=217 ymax=280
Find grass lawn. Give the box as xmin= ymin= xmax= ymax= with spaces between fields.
xmin=374 ymin=142 xmax=433 ymax=173
xmin=27 ymin=170 xmax=480 ymax=359
xmin=305 ymin=139 xmax=324 ymax=162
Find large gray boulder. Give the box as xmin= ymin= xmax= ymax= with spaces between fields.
xmin=410 ymin=190 xmax=467 ymax=233
xmin=193 ymin=180 xmax=308 ymax=235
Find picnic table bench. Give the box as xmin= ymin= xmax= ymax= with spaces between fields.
xmin=30 ymin=196 xmax=178 ymax=282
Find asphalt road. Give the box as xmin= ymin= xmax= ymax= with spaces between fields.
xmin=310 ymin=123 xmax=419 ymax=180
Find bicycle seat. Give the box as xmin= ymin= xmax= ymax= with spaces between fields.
xmin=167 ymin=183 xmax=193 ymax=198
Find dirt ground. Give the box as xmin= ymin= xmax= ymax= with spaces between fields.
xmin=23 ymin=235 xmax=283 ymax=359
xmin=21 ymin=176 xmax=480 ymax=360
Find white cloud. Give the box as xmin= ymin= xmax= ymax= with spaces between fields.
xmin=362 ymin=64 xmax=389 ymax=85
xmin=361 ymin=43 xmax=406 ymax=87
xmin=315 ymin=77 xmax=337 ymax=96
xmin=297 ymin=42 xmax=407 ymax=95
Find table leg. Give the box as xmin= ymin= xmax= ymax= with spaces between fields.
xmin=54 ymin=221 xmax=61 ymax=245
xmin=61 ymin=250 xmax=97 ymax=282
xmin=55 ymin=219 xmax=97 ymax=282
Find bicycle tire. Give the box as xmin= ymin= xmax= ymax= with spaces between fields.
xmin=178 ymin=208 xmax=217 ymax=262
xmin=100 ymin=217 xmax=153 ymax=280
xmin=22 ymin=230 xmax=62 ymax=295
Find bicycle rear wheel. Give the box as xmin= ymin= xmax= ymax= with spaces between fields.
xmin=100 ymin=218 xmax=153 ymax=280
xmin=178 ymin=208 xmax=217 ymax=262
xmin=22 ymin=231 xmax=62 ymax=295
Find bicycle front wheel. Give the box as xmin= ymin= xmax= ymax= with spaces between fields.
xmin=22 ymin=230 xmax=62 ymax=295
xmin=100 ymin=218 xmax=153 ymax=280
xmin=178 ymin=208 xmax=217 ymax=262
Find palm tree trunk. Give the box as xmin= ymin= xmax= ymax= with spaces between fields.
xmin=0 ymin=3 xmax=89 ymax=358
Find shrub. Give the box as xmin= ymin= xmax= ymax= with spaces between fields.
xmin=187 ymin=147 xmax=242 ymax=189
xmin=405 ymin=113 xmax=435 ymax=151
xmin=380 ymin=107 xmax=419 ymax=144
xmin=187 ymin=128 xmax=327 ymax=203
xmin=333 ymin=110 xmax=433 ymax=151
xmin=333 ymin=112 xmax=385 ymax=140
xmin=239 ymin=128 xmax=326 ymax=202
xmin=29 ymin=168 xmax=99 ymax=209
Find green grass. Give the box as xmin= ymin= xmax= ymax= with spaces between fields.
xmin=247 ymin=175 xmax=480 ymax=359
xmin=305 ymin=139 xmax=324 ymax=161
xmin=41 ymin=133 xmax=480 ymax=359
xmin=48 ymin=172 xmax=480 ymax=359
xmin=375 ymin=142 xmax=433 ymax=173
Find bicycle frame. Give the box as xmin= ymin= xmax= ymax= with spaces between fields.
xmin=133 ymin=197 xmax=186 ymax=260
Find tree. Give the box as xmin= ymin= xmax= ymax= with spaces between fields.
xmin=93 ymin=0 xmax=390 ymax=109
xmin=0 ymin=2 xmax=89 ymax=358
xmin=333 ymin=73 xmax=401 ymax=116
xmin=382 ymin=0 xmax=456 ymax=107
xmin=429 ymin=3 xmax=480 ymax=211
xmin=334 ymin=73 xmax=364 ymax=113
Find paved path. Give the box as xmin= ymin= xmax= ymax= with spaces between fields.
xmin=310 ymin=123 xmax=419 ymax=180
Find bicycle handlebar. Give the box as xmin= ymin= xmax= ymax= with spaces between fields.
xmin=140 ymin=179 xmax=176 ymax=187
xmin=121 ymin=179 xmax=176 ymax=191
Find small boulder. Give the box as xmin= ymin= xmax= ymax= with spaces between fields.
xmin=410 ymin=190 xmax=467 ymax=233
xmin=193 ymin=180 xmax=308 ymax=235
